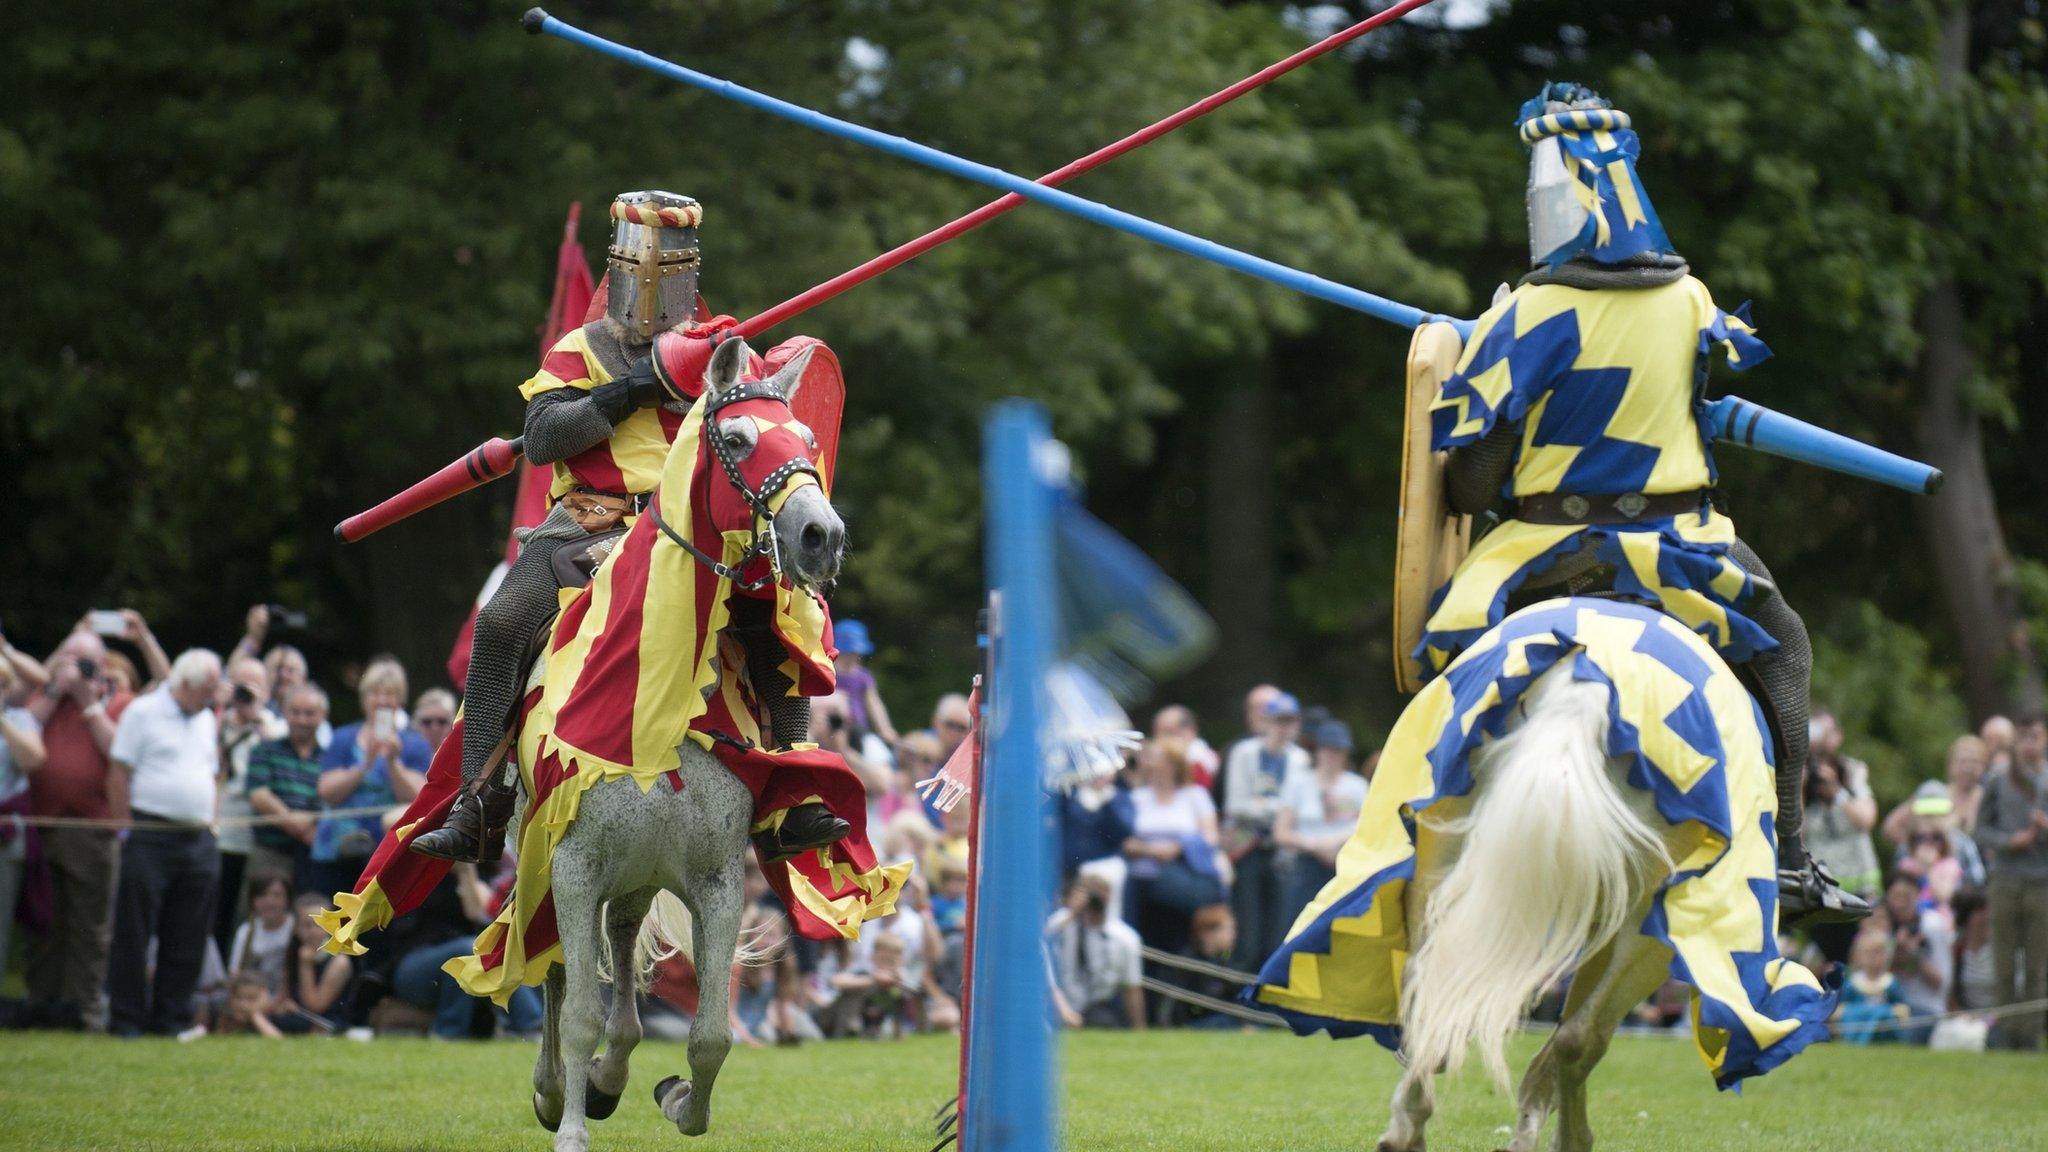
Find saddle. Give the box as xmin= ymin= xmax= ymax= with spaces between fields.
xmin=520 ymin=527 xmax=632 ymax=692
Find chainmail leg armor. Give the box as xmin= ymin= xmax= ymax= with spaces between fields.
xmin=1725 ymin=537 xmax=1812 ymax=855
xmin=457 ymin=502 xmax=587 ymax=786
xmin=730 ymin=597 xmax=811 ymax=749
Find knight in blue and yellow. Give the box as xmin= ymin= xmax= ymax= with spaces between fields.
xmin=1416 ymin=83 xmax=1867 ymax=924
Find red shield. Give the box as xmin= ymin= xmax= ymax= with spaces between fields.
xmin=762 ymin=337 xmax=845 ymax=493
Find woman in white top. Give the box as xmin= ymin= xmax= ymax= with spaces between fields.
xmin=1120 ymin=739 xmax=1226 ymax=952
xmin=1274 ymin=720 xmax=1369 ymax=921
xmin=227 ymin=871 xmax=296 ymax=991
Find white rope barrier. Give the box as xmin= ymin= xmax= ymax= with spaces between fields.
xmin=8 ymin=804 xmax=398 ymax=833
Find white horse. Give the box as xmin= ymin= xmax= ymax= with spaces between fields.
xmin=523 ymin=338 xmax=847 ymax=1152
xmin=1373 ymin=598 xmax=1819 ymax=1152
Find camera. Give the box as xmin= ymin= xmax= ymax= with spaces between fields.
xmin=231 ymin=684 xmax=257 ymax=708
xmin=77 ymin=658 xmax=100 ymax=681
xmin=827 ymin=713 xmax=847 ymax=733
xmin=267 ymin=604 xmax=310 ymax=631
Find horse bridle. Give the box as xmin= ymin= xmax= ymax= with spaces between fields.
xmin=651 ymin=383 xmax=821 ymax=593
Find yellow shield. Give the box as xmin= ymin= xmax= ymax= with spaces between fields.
xmin=1392 ymin=322 xmax=1472 ymax=694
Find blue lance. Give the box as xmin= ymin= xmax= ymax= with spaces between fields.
xmin=523 ymin=9 xmax=1943 ymax=496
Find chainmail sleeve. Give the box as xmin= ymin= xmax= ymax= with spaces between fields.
xmin=522 ymin=389 xmax=620 ymax=467
xmin=1445 ymin=421 xmax=1517 ymax=517
xmin=730 ymin=597 xmax=811 ymax=749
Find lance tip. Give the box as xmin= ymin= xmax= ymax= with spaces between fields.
xmin=521 ymin=8 xmax=549 ymax=34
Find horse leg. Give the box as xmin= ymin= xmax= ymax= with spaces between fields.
xmin=586 ymin=890 xmax=654 ymax=1120
xmin=551 ymin=885 xmax=606 ymax=1152
xmin=533 ymin=966 xmax=567 ymax=1132
xmin=659 ymin=856 xmax=744 ymax=1137
xmin=1545 ymin=930 xmax=1671 ymax=1152
xmin=1377 ymin=807 xmax=1463 ymax=1152
xmin=1378 ymin=1064 xmax=1437 ymax=1152
xmin=1501 ymin=943 xmax=1620 ymax=1152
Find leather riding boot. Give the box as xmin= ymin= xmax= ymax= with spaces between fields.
xmin=409 ymin=791 xmax=487 ymax=862
xmin=750 ymin=802 xmax=851 ymax=862
xmin=409 ymin=768 xmax=520 ymax=865
xmin=1777 ymin=832 xmax=1872 ymax=928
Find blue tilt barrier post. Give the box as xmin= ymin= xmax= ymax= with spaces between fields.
xmin=965 ymin=402 xmax=1061 ymax=1152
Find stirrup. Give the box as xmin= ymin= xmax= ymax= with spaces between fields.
xmin=1779 ymin=857 xmax=1871 ymax=927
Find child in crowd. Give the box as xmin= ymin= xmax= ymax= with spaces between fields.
xmin=831 ymin=620 xmax=898 ymax=747
xmin=930 ymin=858 xmax=970 ymax=936
xmin=831 ymin=932 xmax=919 ymax=1038
xmin=211 ymin=972 xmax=285 ymax=1038
xmin=226 ymin=872 xmax=295 ymax=990
xmin=1836 ymin=931 xmax=1912 ymax=1044
xmin=1162 ymin=904 xmax=1244 ymax=1030
xmin=279 ymin=893 xmax=352 ymax=1033
xmin=758 ymin=952 xmax=825 ymax=1046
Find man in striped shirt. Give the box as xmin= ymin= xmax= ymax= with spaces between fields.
xmin=246 ymin=685 xmax=330 ymax=890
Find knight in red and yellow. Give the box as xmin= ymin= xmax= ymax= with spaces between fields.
xmin=318 ymin=208 xmax=901 ymax=997
xmin=414 ymin=190 xmax=847 ymax=866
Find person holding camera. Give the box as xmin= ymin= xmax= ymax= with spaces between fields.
xmin=22 ymin=630 xmax=134 ymax=1031
xmin=1047 ymin=873 xmax=1146 ymax=1030
xmin=0 ymin=659 xmax=48 ymax=994
xmin=1801 ymin=709 xmax=1882 ymax=965
xmin=307 ymin=658 xmax=428 ymax=899
xmin=214 ymin=658 xmax=285 ymax=952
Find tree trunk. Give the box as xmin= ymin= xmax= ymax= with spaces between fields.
xmin=1203 ymin=372 xmax=1281 ymax=697
xmin=1911 ymin=281 xmax=2045 ymax=721
xmin=1909 ymin=3 xmax=2046 ymax=722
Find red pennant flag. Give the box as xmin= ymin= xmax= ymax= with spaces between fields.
xmin=447 ymin=204 xmax=596 ymax=686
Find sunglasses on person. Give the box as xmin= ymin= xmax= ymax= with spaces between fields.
xmin=416 ymin=714 xmax=454 ymax=728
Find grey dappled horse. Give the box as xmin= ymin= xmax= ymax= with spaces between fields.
xmin=528 ymin=338 xmax=845 ymax=1152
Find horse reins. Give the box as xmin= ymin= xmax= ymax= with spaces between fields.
xmin=651 ymin=382 xmax=820 ymax=593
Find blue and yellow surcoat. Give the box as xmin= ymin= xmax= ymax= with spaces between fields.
xmin=1418 ymin=275 xmax=1776 ymax=672
xmin=1250 ymin=598 xmax=1835 ymax=1089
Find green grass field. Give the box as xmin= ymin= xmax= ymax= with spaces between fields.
xmin=1 ymin=1029 xmax=2041 ymax=1151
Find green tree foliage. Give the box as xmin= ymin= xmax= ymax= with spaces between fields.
xmin=3 ymin=0 xmax=2040 ymax=793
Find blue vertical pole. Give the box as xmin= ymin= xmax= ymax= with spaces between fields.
xmin=966 ymin=402 xmax=1060 ymax=1152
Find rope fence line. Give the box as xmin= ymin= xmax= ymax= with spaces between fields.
xmin=1136 ymin=943 xmax=2048 ymax=1041
xmin=1137 ymin=976 xmax=1287 ymax=1028
xmin=7 ymin=804 xmax=398 ymax=833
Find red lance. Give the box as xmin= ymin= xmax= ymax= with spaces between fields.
xmin=333 ymin=0 xmax=1442 ymax=542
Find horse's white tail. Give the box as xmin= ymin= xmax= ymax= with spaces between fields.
xmin=1402 ymin=668 xmax=1672 ymax=1089
xmin=599 ymin=891 xmax=776 ymax=990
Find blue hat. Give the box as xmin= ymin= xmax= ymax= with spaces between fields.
xmin=1316 ymin=720 xmax=1353 ymax=753
xmin=836 ymin=619 xmax=874 ymax=657
xmin=1264 ymin=691 xmax=1301 ymax=719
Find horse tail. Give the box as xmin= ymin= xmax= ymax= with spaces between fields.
xmin=607 ymin=890 xmax=778 ymax=990
xmin=1401 ymin=665 xmax=1672 ymax=1090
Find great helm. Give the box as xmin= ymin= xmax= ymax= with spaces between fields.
xmin=1518 ymin=83 xmax=1673 ymax=269
xmin=606 ymin=191 xmax=703 ymax=342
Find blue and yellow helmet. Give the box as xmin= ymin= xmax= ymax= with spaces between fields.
xmin=1518 ymin=82 xmax=1674 ymax=268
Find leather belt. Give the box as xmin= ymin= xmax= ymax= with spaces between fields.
xmin=1517 ymin=489 xmax=1708 ymax=525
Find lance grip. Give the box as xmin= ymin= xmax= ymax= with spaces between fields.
xmin=334 ymin=436 xmax=526 ymax=543
xmin=1705 ymin=396 xmax=1942 ymax=496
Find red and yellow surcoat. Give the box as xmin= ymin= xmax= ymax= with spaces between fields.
xmin=522 ymin=326 xmax=676 ymax=499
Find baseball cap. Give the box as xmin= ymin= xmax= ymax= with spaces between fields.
xmin=1316 ymin=720 xmax=1353 ymax=753
xmin=1264 ymin=691 xmax=1301 ymax=719
xmin=836 ymin=619 xmax=875 ymax=657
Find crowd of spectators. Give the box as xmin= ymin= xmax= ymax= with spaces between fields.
xmin=1 ymin=602 xmax=2043 ymax=1056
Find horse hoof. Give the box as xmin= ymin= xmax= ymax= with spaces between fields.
xmin=587 ymin=1085 xmax=622 ymax=1122
xmin=533 ymin=1091 xmax=562 ymax=1133
xmin=654 ymin=1075 xmax=688 ymax=1113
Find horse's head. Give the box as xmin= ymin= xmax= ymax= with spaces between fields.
xmin=697 ymin=337 xmax=845 ymax=592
